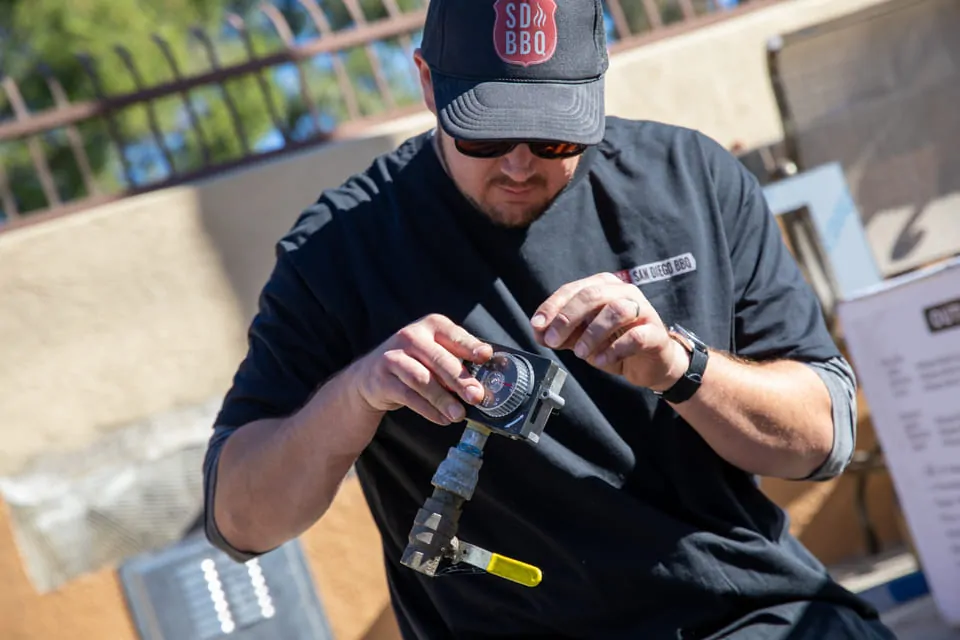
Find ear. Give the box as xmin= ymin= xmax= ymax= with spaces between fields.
xmin=413 ymin=49 xmax=437 ymax=115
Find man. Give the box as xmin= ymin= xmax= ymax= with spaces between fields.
xmin=203 ymin=1 xmax=896 ymax=638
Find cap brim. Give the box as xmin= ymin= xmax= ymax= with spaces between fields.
xmin=431 ymin=70 xmax=605 ymax=145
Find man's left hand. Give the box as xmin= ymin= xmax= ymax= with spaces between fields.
xmin=531 ymin=273 xmax=690 ymax=392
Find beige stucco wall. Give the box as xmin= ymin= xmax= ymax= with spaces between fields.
xmin=0 ymin=111 xmax=436 ymax=477
xmin=603 ymin=0 xmax=891 ymax=150
xmin=0 ymin=111 xmax=434 ymax=637
xmin=0 ymin=187 xmax=246 ymax=475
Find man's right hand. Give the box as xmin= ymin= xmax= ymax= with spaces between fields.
xmin=353 ymin=314 xmax=493 ymax=425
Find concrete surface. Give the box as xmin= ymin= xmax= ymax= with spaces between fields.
xmin=883 ymin=597 xmax=960 ymax=640
xmin=830 ymin=547 xmax=920 ymax=593
xmin=832 ymin=549 xmax=960 ymax=639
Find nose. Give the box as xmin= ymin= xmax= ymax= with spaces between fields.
xmin=499 ymin=144 xmax=537 ymax=182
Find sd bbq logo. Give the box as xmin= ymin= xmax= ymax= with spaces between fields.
xmin=493 ymin=0 xmax=558 ymax=67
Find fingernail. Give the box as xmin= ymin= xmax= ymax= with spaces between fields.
xmin=447 ymin=403 xmax=465 ymax=421
xmin=595 ymin=352 xmax=608 ymax=367
xmin=545 ymin=328 xmax=560 ymax=348
xmin=531 ymin=314 xmax=547 ymax=328
xmin=574 ymin=342 xmax=588 ymax=358
xmin=466 ymin=386 xmax=484 ymax=404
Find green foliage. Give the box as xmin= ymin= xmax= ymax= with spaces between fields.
xmin=0 ymin=0 xmax=424 ymax=217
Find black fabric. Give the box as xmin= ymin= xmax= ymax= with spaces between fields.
xmin=207 ymin=117 xmax=886 ymax=639
xmin=420 ymin=0 xmax=608 ymax=81
xmin=432 ymin=70 xmax=606 ymax=146
xmin=696 ymin=601 xmax=897 ymax=640
xmin=421 ymin=0 xmax=609 ymax=144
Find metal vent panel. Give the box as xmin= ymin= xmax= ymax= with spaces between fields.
xmin=119 ymin=533 xmax=333 ymax=640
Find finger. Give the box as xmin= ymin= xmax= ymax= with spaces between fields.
xmin=409 ymin=338 xmax=486 ymax=406
xmin=386 ymin=351 xmax=466 ymax=422
xmin=375 ymin=359 xmax=451 ymax=424
xmin=531 ymin=274 xmax=612 ymax=333
xmin=395 ymin=383 xmax=453 ymax=426
xmin=551 ymin=308 xmax=602 ymax=351
xmin=429 ymin=315 xmax=493 ymax=363
xmin=593 ymin=323 xmax=662 ymax=369
xmin=542 ymin=281 xmax=627 ymax=349
xmin=573 ymin=298 xmax=644 ymax=359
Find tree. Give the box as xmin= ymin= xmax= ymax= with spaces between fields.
xmin=0 ymin=0 xmax=424 ymax=218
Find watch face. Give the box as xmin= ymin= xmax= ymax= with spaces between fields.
xmin=671 ymin=325 xmax=705 ymax=351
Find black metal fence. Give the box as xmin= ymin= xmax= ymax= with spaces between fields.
xmin=0 ymin=0 xmax=771 ymax=229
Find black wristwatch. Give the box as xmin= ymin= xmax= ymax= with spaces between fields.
xmin=655 ymin=324 xmax=709 ymax=404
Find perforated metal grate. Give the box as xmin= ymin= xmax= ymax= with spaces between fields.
xmin=0 ymin=398 xmax=219 ymax=592
xmin=120 ymin=533 xmax=333 ymax=640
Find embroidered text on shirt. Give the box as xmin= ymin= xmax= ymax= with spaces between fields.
xmin=614 ymin=253 xmax=697 ymax=286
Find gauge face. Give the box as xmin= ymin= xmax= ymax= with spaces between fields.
xmin=472 ymin=352 xmax=533 ymax=418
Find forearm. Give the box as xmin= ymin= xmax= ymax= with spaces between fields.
xmin=212 ymin=363 xmax=383 ymax=554
xmin=669 ymin=349 xmax=835 ymax=480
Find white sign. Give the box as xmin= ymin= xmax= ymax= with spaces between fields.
xmin=837 ymin=257 xmax=960 ymax=627
xmin=764 ymin=162 xmax=882 ymax=300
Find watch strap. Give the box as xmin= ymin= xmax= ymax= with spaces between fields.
xmin=659 ymin=337 xmax=708 ymax=404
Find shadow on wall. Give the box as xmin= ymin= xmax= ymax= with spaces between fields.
xmin=770 ymin=0 xmax=960 ymax=272
xmin=194 ymin=116 xmax=435 ymax=323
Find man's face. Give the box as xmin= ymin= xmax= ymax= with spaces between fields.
xmin=435 ymin=130 xmax=580 ymax=228
xmin=416 ymin=53 xmax=581 ymax=228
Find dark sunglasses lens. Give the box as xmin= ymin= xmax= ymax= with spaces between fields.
xmin=530 ymin=142 xmax=587 ymax=158
xmin=455 ymin=139 xmax=516 ymax=158
xmin=454 ymin=138 xmax=587 ymax=159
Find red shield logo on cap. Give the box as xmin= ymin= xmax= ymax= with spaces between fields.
xmin=493 ymin=0 xmax=558 ymax=67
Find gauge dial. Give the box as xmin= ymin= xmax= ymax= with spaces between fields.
xmin=470 ymin=352 xmax=534 ymax=418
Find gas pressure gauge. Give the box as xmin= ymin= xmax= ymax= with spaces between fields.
xmin=471 ymin=352 xmax=534 ymax=418
xmin=462 ymin=345 xmax=567 ymax=442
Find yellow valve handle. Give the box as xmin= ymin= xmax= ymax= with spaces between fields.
xmin=457 ymin=542 xmax=542 ymax=587
xmin=486 ymin=553 xmax=543 ymax=588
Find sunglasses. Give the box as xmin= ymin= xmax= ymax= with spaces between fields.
xmin=454 ymin=138 xmax=588 ymax=160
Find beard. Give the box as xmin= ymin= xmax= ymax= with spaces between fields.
xmin=433 ymin=128 xmax=567 ymax=228
xmin=468 ymin=175 xmax=553 ymax=228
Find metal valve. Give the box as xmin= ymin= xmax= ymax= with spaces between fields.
xmin=400 ymin=344 xmax=567 ymax=587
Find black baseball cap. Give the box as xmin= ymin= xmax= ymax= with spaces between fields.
xmin=420 ymin=0 xmax=609 ymax=145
